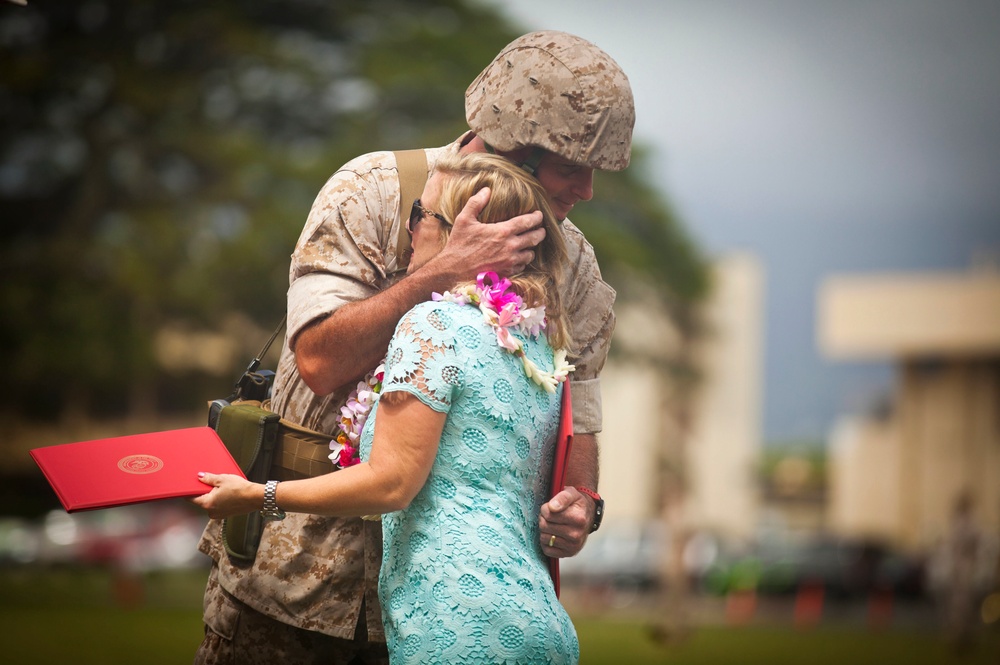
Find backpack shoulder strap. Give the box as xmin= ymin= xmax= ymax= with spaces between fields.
xmin=393 ymin=149 xmax=429 ymax=268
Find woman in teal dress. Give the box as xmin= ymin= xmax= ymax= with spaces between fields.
xmin=196 ymin=152 xmax=579 ymax=664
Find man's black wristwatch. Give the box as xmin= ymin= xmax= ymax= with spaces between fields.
xmin=576 ymin=487 xmax=604 ymax=533
xmin=261 ymin=480 xmax=286 ymax=521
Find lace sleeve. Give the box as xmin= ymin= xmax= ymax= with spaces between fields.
xmin=380 ymin=302 xmax=467 ymax=412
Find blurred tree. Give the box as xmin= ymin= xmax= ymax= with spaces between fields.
xmin=0 ymin=0 xmax=707 ymax=423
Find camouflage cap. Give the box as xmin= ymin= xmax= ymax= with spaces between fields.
xmin=465 ymin=31 xmax=635 ymax=171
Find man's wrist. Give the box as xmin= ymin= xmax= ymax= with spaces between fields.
xmin=575 ymin=487 xmax=604 ymax=533
xmin=418 ymin=252 xmax=465 ymax=292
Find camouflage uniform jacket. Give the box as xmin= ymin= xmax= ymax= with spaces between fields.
xmin=197 ymin=134 xmax=616 ymax=640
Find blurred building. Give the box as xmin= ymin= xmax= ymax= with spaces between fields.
xmin=686 ymin=253 xmax=764 ymax=541
xmin=818 ymin=265 xmax=1000 ymax=552
xmin=600 ymin=253 xmax=764 ymax=540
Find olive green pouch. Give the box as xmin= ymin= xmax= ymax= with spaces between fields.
xmin=213 ymin=402 xmax=280 ymax=562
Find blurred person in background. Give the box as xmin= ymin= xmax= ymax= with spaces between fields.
xmin=929 ymin=491 xmax=994 ymax=655
xmin=194 ymin=31 xmax=634 ymax=665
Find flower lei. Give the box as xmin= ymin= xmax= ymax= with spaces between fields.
xmin=329 ymin=272 xmax=573 ymax=469
xmin=432 ymin=271 xmax=575 ymax=393
xmin=329 ymin=362 xmax=384 ymax=469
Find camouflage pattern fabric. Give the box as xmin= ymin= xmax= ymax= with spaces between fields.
xmin=466 ymin=31 xmax=635 ymax=171
xmin=195 ymin=564 xmax=389 ymax=665
xmin=197 ymin=133 xmax=615 ymax=641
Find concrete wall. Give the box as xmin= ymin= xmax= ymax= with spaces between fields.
xmin=819 ymin=270 xmax=1000 ymax=359
xmin=820 ymin=268 xmax=1000 ymax=552
xmin=828 ymin=415 xmax=903 ymax=541
xmin=686 ymin=253 xmax=764 ymax=540
xmin=597 ymin=253 xmax=764 ymax=539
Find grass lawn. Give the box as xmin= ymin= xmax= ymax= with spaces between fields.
xmin=4 ymin=606 xmax=204 ymax=664
xmin=574 ymin=618 xmax=1000 ymax=665
xmin=2 ymin=567 xmax=998 ymax=664
xmin=1 ymin=566 xmax=207 ymax=665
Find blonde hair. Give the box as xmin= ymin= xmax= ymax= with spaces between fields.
xmin=430 ymin=152 xmax=572 ymax=351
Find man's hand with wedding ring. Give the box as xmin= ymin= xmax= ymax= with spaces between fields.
xmin=540 ymin=486 xmax=591 ymax=557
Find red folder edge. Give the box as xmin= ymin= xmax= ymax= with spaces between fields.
xmin=548 ymin=382 xmax=573 ymax=597
xmin=29 ymin=426 xmax=245 ymax=513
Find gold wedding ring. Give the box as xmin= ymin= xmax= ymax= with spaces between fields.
xmin=548 ymin=534 xmax=557 ymax=548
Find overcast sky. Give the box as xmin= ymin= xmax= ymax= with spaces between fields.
xmin=483 ymin=0 xmax=1000 ymax=442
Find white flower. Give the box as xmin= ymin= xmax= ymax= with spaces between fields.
xmin=552 ymin=349 xmax=576 ymax=381
xmin=328 ymin=439 xmax=348 ymax=462
xmin=517 ymin=307 xmax=547 ymax=338
xmin=432 ymin=290 xmax=469 ymax=305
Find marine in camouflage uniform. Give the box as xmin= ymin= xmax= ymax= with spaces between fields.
xmin=195 ymin=31 xmax=633 ymax=665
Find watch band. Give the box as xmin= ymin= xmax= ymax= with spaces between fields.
xmin=261 ymin=480 xmax=286 ymax=521
xmin=575 ymin=487 xmax=604 ymax=533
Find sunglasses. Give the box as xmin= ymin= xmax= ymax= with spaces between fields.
xmin=407 ymin=199 xmax=449 ymax=234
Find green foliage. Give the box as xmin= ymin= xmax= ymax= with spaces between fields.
xmin=0 ymin=0 xmax=707 ymax=420
xmin=758 ymin=442 xmax=828 ymax=497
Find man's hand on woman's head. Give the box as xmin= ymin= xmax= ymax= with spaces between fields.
xmin=436 ymin=187 xmax=546 ymax=278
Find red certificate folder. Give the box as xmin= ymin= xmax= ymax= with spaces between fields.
xmin=30 ymin=427 xmax=245 ymax=513
xmin=548 ymin=382 xmax=573 ymax=598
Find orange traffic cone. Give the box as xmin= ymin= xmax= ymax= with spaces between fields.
xmin=725 ymin=588 xmax=758 ymax=625
xmin=867 ymin=586 xmax=893 ymax=631
xmin=793 ymin=581 xmax=824 ymax=629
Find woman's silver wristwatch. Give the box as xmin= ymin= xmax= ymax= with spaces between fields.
xmin=260 ymin=480 xmax=286 ymax=521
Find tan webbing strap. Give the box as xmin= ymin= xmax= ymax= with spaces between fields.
xmin=225 ymin=399 xmax=333 ymax=479
xmin=271 ymin=418 xmax=337 ymax=480
xmin=392 ymin=149 xmax=429 ymax=268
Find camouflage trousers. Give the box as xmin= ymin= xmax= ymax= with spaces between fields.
xmin=193 ymin=566 xmax=389 ymax=665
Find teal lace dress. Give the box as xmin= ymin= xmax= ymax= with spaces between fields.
xmin=359 ymin=300 xmax=579 ymax=665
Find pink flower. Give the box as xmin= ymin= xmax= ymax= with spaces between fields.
xmin=338 ymin=444 xmax=358 ymax=468
xmin=476 ymin=272 xmax=520 ymax=313
xmin=329 ymin=439 xmax=356 ymax=466
xmin=496 ymin=301 xmax=520 ymax=328
xmin=488 ymin=290 xmax=520 ymax=313
xmin=494 ymin=326 xmax=521 ymax=353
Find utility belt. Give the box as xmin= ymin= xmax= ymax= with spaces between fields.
xmin=206 ymin=318 xmax=336 ymax=563
xmin=208 ymin=398 xmax=333 ymax=481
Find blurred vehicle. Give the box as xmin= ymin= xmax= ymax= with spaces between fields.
xmin=560 ymin=520 xmax=742 ymax=599
xmin=700 ymin=533 xmax=926 ymax=600
xmin=0 ymin=503 xmax=210 ymax=570
xmin=560 ymin=520 xmax=668 ymax=593
xmin=0 ymin=517 xmax=42 ymax=565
